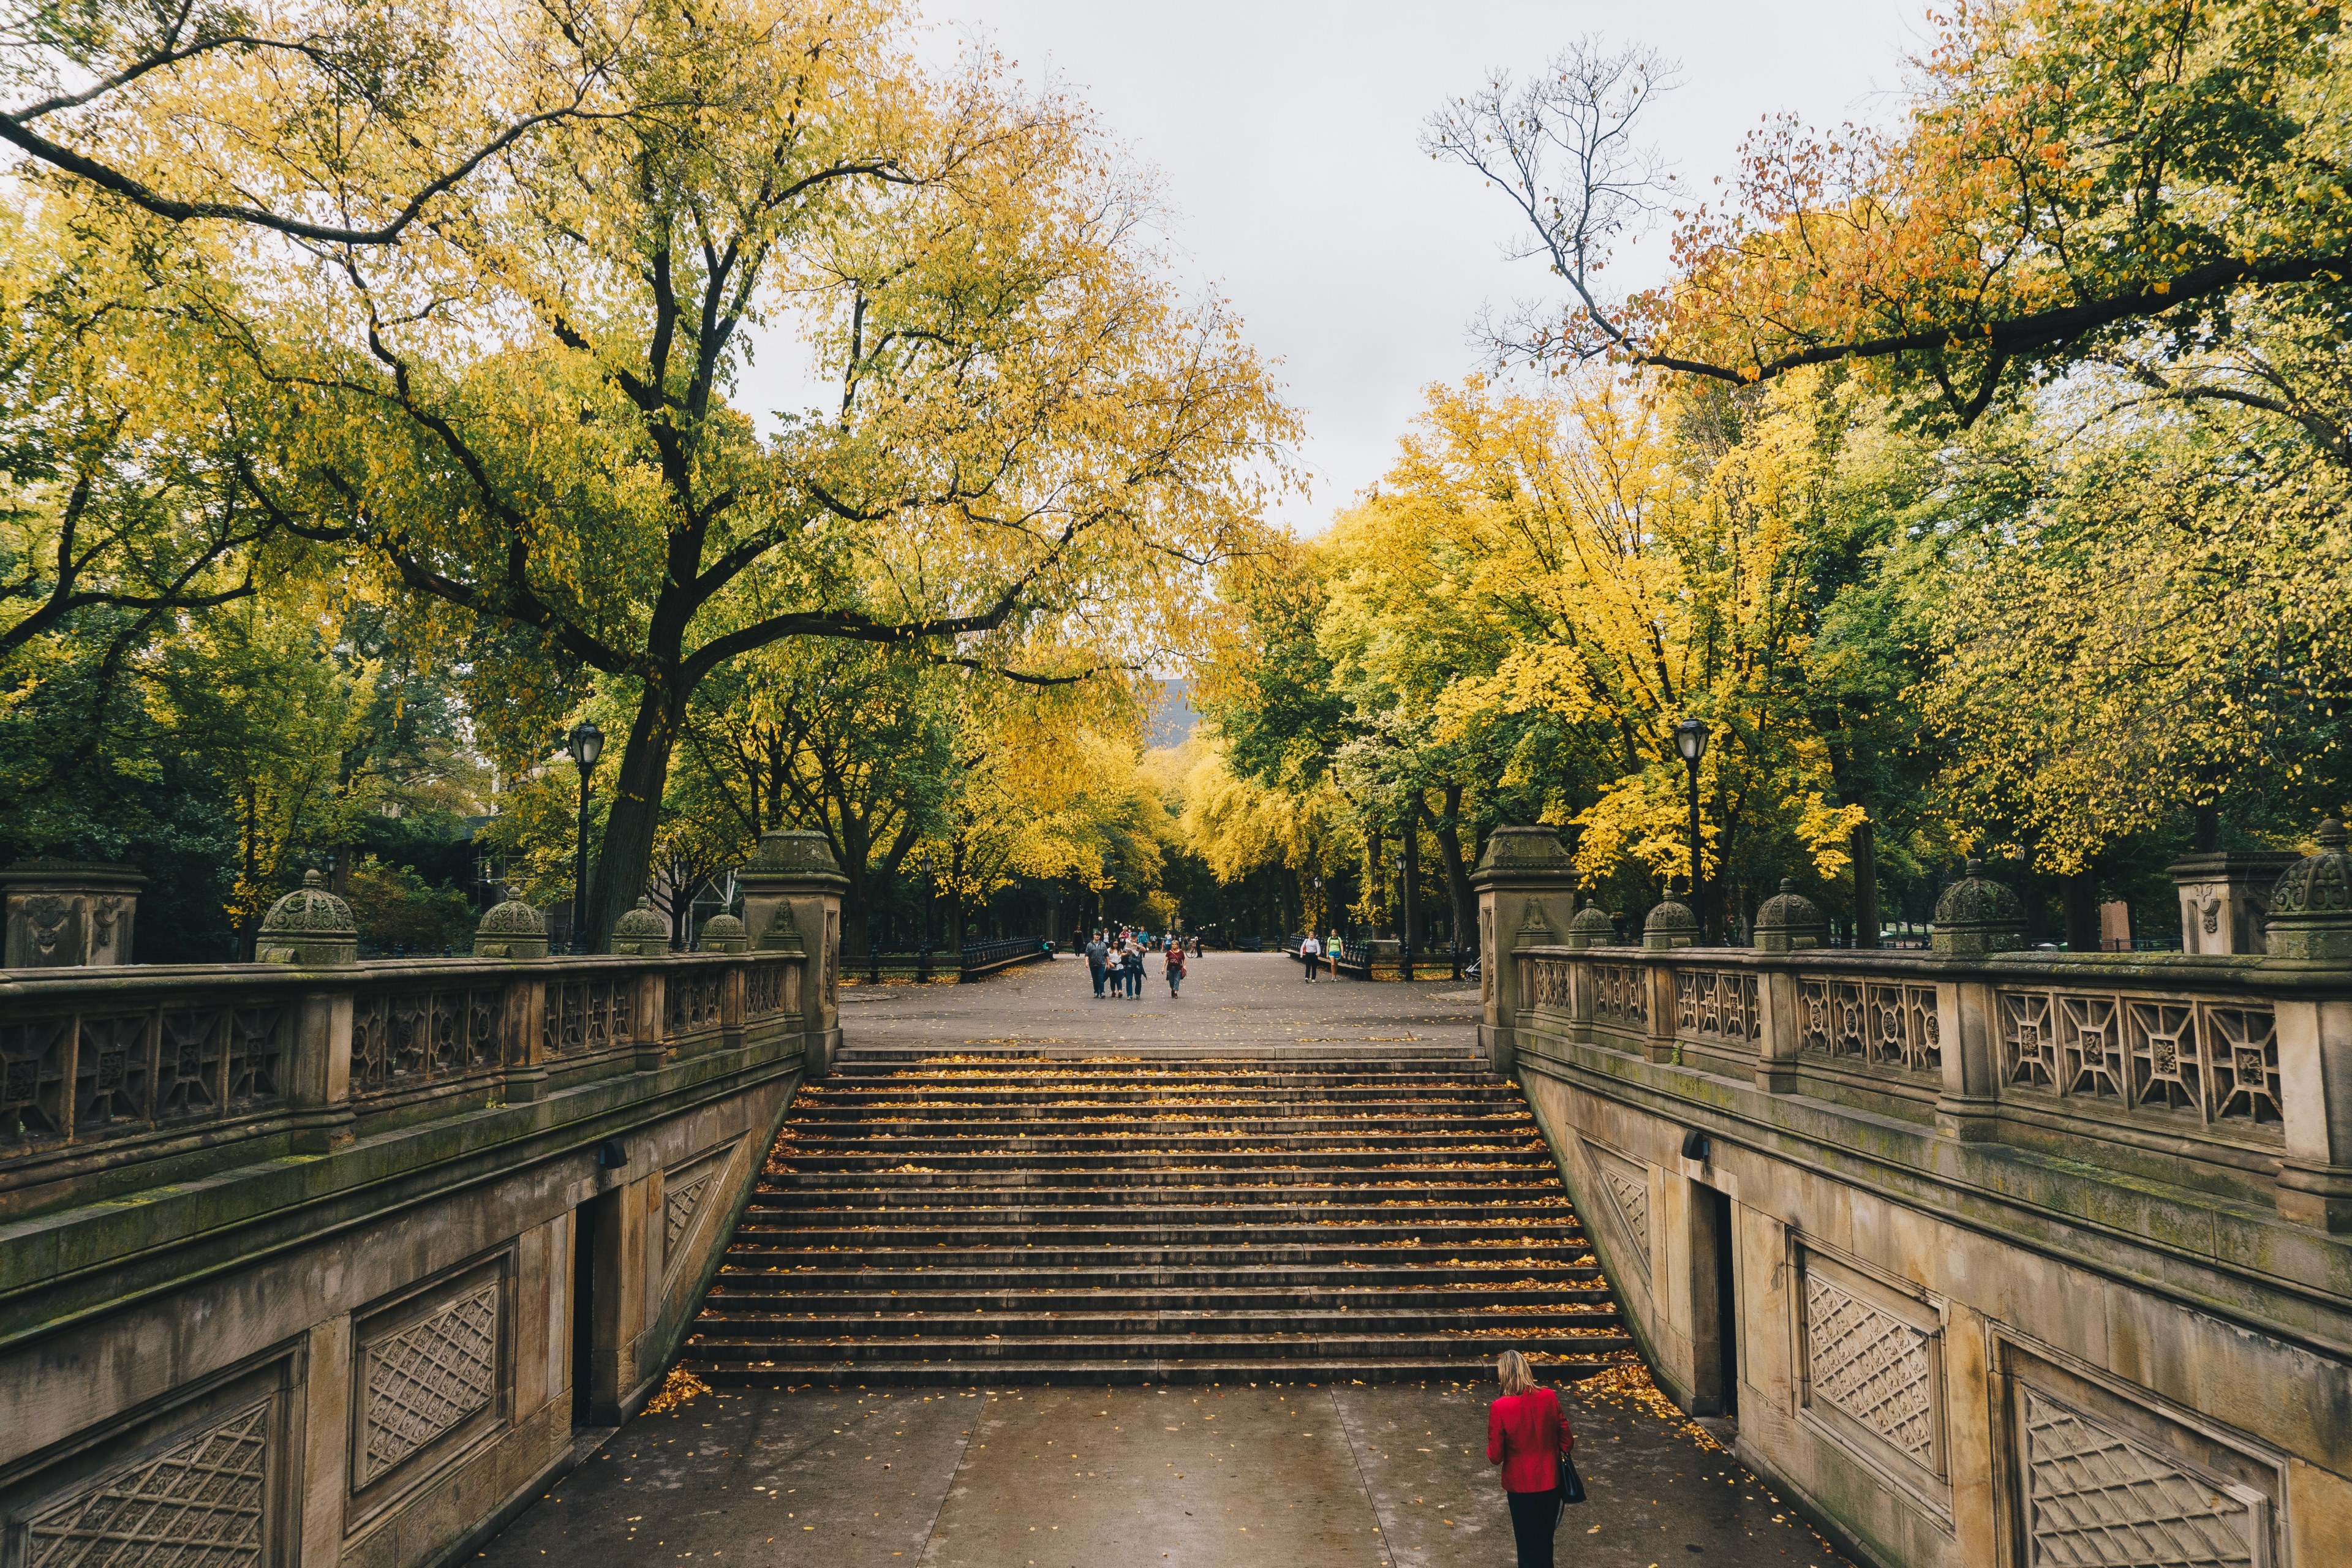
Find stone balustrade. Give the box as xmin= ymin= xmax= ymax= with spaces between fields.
xmin=0 ymin=949 xmax=811 ymax=1213
xmin=1503 ymin=944 xmax=2350 ymax=1222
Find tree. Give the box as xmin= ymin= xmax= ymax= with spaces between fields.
xmin=676 ymin=640 xmax=956 ymax=957
xmin=0 ymin=191 xmax=284 ymax=666
xmin=221 ymin=0 xmax=1291 ymax=948
xmin=2 ymin=0 xmax=635 ymax=244
xmin=1436 ymin=6 xmax=2352 ymax=431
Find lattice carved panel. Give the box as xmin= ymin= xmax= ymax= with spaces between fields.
xmin=665 ymin=1172 xmax=715 ymax=1262
xmin=2021 ymin=1389 xmax=2257 ymax=1567
xmin=1594 ymin=1158 xmax=1650 ymax=1275
xmin=1804 ymin=1269 xmax=1939 ymax=1468
xmin=26 ymin=1397 xmax=273 ymax=1568
xmin=358 ymin=1282 xmax=500 ymax=1484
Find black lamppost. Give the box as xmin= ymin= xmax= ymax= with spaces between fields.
xmin=1674 ymin=717 xmax=1709 ymax=940
xmin=567 ymin=719 xmax=603 ymax=954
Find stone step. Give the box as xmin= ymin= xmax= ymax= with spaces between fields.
xmin=685 ymin=1332 xmax=1634 ymax=1364
xmin=767 ymin=1167 xmax=1560 ymax=1193
xmin=691 ymin=1307 xmax=1621 ymax=1337
xmin=728 ymin=1220 xmax=1588 ymax=1248
xmin=774 ymin=1151 xmax=1555 ymax=1174
xmin=749 ymin=1198 xmax=1575 ymax=1224
xmin=714 ymin=1261 xmax=1605 ymax=1291
xmin=755 ymin=1182 xmax=1564 ymax=1208
xmin=698 ymin=1284 xmax=1616 ymax=1313
xmin=696 ymin=1355 xmax=1609 ymax=1389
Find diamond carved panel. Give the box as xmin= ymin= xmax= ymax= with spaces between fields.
xmin=27 ymin=1397 xmax=273 ymax=1568
xmin=359 ymin=1282 xmax=500 ymax=1485
xmin=665 ymin=1172 xmax=715 ymax=1262
xmin=1582 ymin=1141 xmax=1651 ymax=1279
xmin=1805 ymin=1270 xmax=1939 ymax=1468
xmin=2021 ymin=1389 xmax=2256 ymax=1567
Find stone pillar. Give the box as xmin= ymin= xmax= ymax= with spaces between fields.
xmin=1752 ymin=882 xmax=1824 ymax=1094
xmin=2171 ymin=851 xmax=2301 ymax=955
xmin=1 ymin=860 xmax=145 ymax=967
xmin=1929 ymin=861 xmax=2023 ymax=1141
xmin=2263 ymin=823 xmax=2352 ymax=1229
xmin=737 ymin=829 xmax=848 ymax=1076
xmin=1468 ymin=826 xmax=1581 ymax=1074
xmin=1642 ymin=899 xmax=1697 ymax=1065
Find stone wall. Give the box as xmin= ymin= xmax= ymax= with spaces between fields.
xmin=0 ymin=944 xmax=827 ymax=1568
xmin=1475 ymin=829 xmax=2352 ymax=1568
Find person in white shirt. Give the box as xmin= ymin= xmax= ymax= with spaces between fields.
xmin=1300 ymin=932 xmax=1322 ymax=982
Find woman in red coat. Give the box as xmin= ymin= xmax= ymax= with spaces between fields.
xmin=1487 ymin=1349 xmax=1574 ymax=1568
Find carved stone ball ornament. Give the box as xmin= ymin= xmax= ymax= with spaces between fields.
xmin=472 ymin=897 xmax=549 ymax=960
xmin=2266 ymin=819 xmax=2352 ymax=961
xmin=1754 ymin=879 xmax=1829 ymax=953
xmin=255 ymin=870 xmax=359 ymax=965
xmin=1642 ymin=897 xmax=1698 ymax=951
xmin=695 ymin=913 xmax=749 ymax=954
xmin=1564 ymin=903 xmax=1620 ymax=950
xmin=608 ymin=896 xmax=674 ymax=957
xmin=1931 ymin=859 xmax=2027 ymax=955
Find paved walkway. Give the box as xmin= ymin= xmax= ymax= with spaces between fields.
xmin=474 ymin=956 xmax=1855 ymax=1568
xmin=478 ymin=1375 xmax=1850 ymax=1568
xmin=837 ymin=951 xmax=1479 ymax=1055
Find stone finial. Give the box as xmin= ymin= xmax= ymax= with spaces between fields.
xmin=739 ymin=829 xmax=850 ymax=889
xmin=2266 ymin=820 xmax=2352 ymax=961
xmin=1643 ymin=897 xmax=1698 ymax=951
xmin=472 ymin=895 xmax=549 ymax=960
xmin=1931 ymin=858 xmax=2026 ymax=954
xmin=1468 ymin=824 xmax=1578 ymax=890
xmin=696 ymin=912 xmax=749 ymax=954
xmin=608 ymin=895 xmax=673 ymax=957
xmin=1754 ymin=878 xmax=1828 ymax=953
xmin=255 ymin=869 xmax=358 ymax=965
xmin=1563 ymin=904 xmax=1619 ymax=951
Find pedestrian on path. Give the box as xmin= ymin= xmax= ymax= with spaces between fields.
xmin=1300 ymin=932 xmax=1322 ymax=981
xmin=1085 ymin=932 xmax=1109 ymax=998
xmin=1487 ymin=1349 xmax=1575 ymax=1568
xmin=1122 ymin=938 xmax=1144 ymax=998
xmin=1164 ymin=941 xmax=1186 ymax=997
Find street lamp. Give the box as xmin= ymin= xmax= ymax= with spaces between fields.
xmin=1673 ymin=718 xmax=1708 ymax=938
xmin=567 ymin=720 xmax=604 ymax=954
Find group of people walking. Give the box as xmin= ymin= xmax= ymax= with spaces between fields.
xmin=1082 ymin=928 xmax=1192 ymax=999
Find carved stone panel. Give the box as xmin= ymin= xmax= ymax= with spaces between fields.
xmin=23 ymin=1398 xmax=274 ymax=1568
xmin=1806 ymin=1270 xmax=1939 ymax=1468
xmin=2020 ymin=1389 xmax=2261 ymax=1567
xmin=356 ymin=1279 xmax=502 ymax=1487
xmin=1581 ymin=1139 xmax=1651 ymax=1280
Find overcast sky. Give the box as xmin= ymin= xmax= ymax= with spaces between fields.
xmin=741 ymin=1 xmax=1932 ymax=532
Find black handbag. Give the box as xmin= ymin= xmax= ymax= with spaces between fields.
xmin=1557 ymin=1450 xmax=1587 ymax=1507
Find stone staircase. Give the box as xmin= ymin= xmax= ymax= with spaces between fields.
xmin=679 ymin=1047 xmax=1632 ymax=1386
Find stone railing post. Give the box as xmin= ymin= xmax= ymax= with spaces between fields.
xmin=472 ymin=894 xmax=552 ymax=1102
xmin=1468 ymin=826 xmax=1580 ymax=1074
xmin=248 ymin=872 xmax=359 ymax=1152
xmin=737 ymin=830 xmax=848 ymax=1077
xmin=2262 ymin=821 xmax=2352 ymax=1230
xmin=1928 ymin=860 xmax=2027 ymax=1142
xmin=286 ymin=982 xmax=355 ymax=1154
xmin=1751 ymin=881 xmax=1825 ymax=1093
xmin=1641 ymin=897 xmax=1697 ymax=1065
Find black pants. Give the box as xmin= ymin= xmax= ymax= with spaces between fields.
xmin=1090 ymin=963 xmax=1106 ymax=997
xmin=1506 ymin=1489 xmax=1559 ymax=1568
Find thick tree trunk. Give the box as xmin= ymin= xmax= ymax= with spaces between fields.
xmin=2064 ymin=872 xmax=2098 ymax=952
xmin=1433 ymin=783 xmax=1474 ymax=959
xmin=587 ymin=677 xmax=684 ymax=952
xmin=1850 ymin=819 xmax=1881 ymax=949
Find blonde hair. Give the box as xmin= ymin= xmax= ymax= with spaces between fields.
xmin=1496 ymin=1349 xmax=1535 ymax=1396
